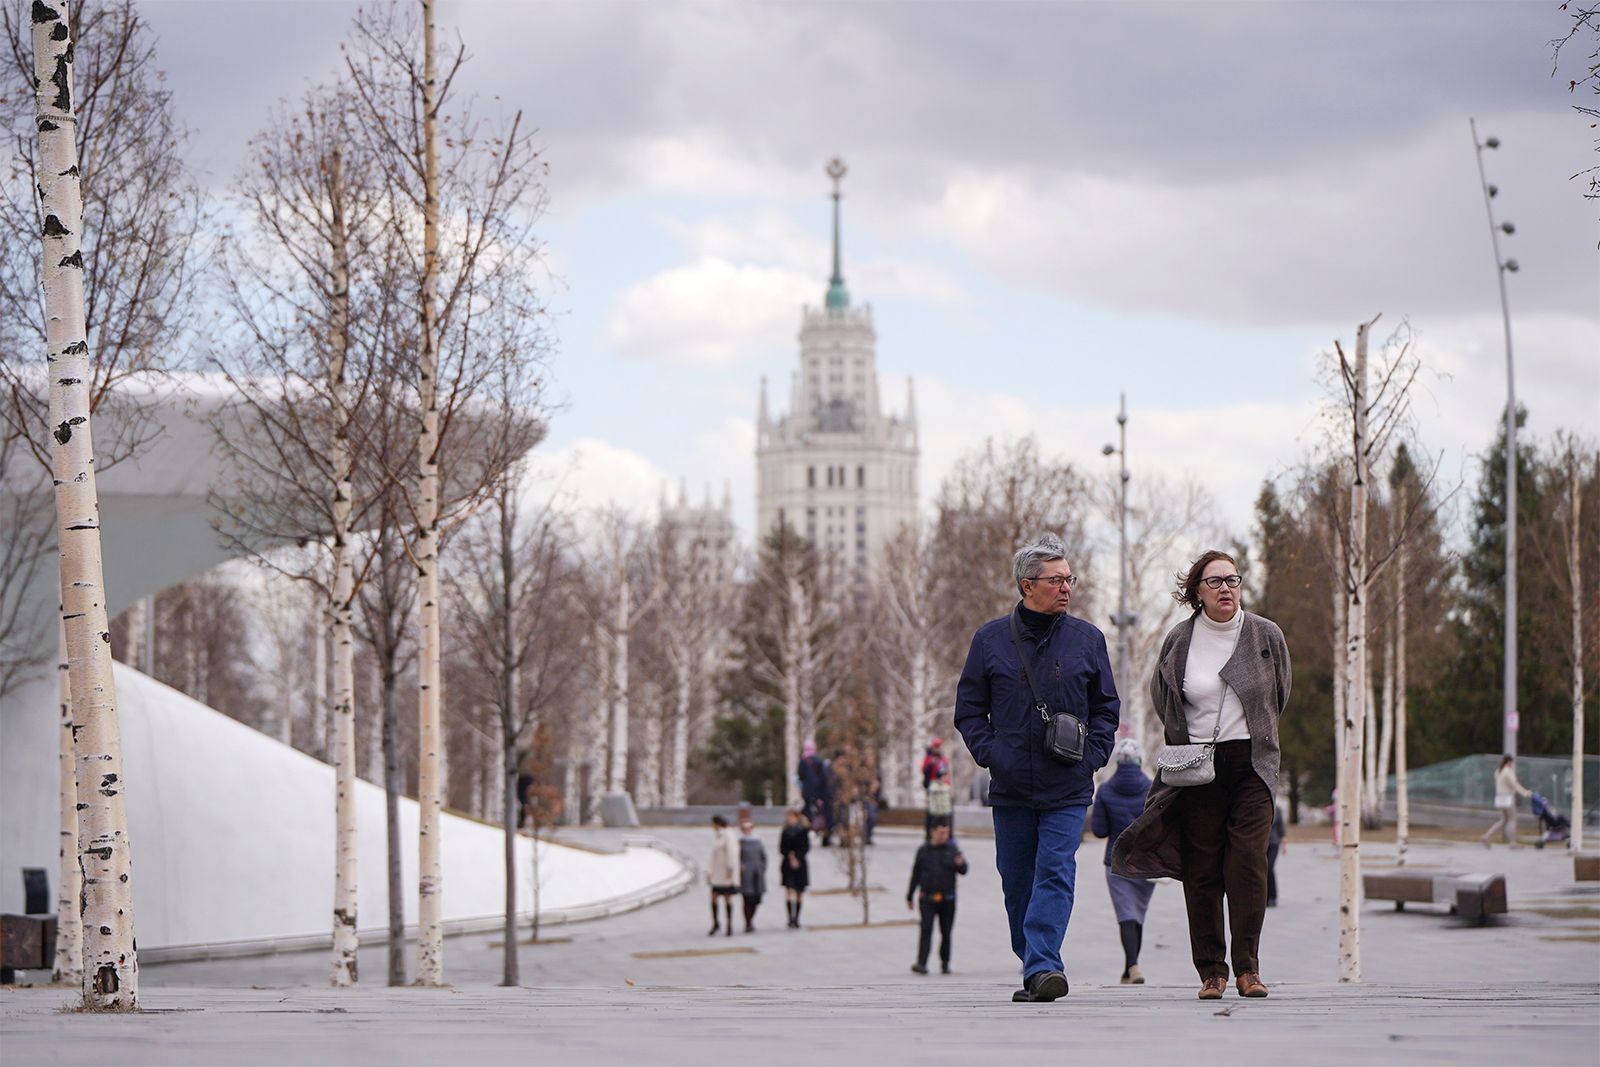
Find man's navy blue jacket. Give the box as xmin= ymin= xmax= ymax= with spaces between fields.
xmin=953 ymin=605 xmax=1121 ymax=810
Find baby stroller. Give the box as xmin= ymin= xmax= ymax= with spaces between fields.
xmin=1530 ymin=793 xmax=1571 ymax=848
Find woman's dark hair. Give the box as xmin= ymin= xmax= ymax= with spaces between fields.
xmin=1173 ymin=550 xmax=1240 ymax=612
xmin=711 ymin=814 xmax=728 ymax=828
xmin=1498 ymin=755 xmax=1515 ymax=770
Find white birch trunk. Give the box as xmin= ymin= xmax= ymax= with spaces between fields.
xmin=1365 ymin=651 xmax=1378 ymax=823
xmin=326 ymin=146 xmax=360 ymax=988
xmin=1395 ymin=478 xmax=1411 ymax=865
xmin=668 ymin=653 xmax=691 ymax=807
xmin=1337 ymin=320 xmax=1372 ymax=984
xmin=141 ymin=595 xmax=155 ymax=674
xmin=782 ymin=576 xmax=803 ymax=805
xmin=586 ymin=634 xmax=610 ymax=822
xmin=414 ymin=0 xmax=445 ymax=987
xmin=642 ymin=704 xmax=662 ymax=808
xmin=310 ymin=585 xmax=327 ymax=751
xmin=1332 ymin=532 xmax=1347 ymax=834
xmin=36 ymin=2 xmax=138 ymax=1008
xmin=1570 ymin=451 xmax=1585 ymax=854
xmin=906 ymin=644 xmax=929 ymax=807
xmin=52 ymin=621 xmax=82 ymax=985
xmin=607 ymin=582 xmax=631 ymax=793
xmin=1377 ymin=626 xmax=1395 ymax=822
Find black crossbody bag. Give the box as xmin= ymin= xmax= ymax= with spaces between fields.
xmin=1008 ymin=611 xmax=1087 ymax=766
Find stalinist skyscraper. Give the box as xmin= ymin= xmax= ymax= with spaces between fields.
xmin=755 ymin=159 xmax=919 ymax=584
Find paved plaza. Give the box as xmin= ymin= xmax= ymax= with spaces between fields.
xmin=4 ymin=824 xmax=1597 ymax=1065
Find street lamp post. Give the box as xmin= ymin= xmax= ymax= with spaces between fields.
xmin=1471 ymin=118 xmax=1520 ymax=759
xmin=1102 ymin=394 xmax=1135 ymax=722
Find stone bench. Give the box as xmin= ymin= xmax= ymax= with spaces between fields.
xmin=1364 ymin=870 xmax=1507 ymax=925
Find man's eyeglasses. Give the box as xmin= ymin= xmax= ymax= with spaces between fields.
xmin=1201 ymin=575 xmax=1243 ymax=590
xmin=1027 ymin=575 xmax=1078 ymax=589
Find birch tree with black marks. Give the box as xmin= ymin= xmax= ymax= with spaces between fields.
xmin=210 ymin=81 xmax=401 ymax=986
xmin=4 ymin=3 xmax=198 ymax=988
xmin=32 ymin=0 xmax=136 ymax=1010
xmin=346 ymin=0 xmax=549 ymax=984
xmin=1319 ymin=318 xmax=1441 ymax=982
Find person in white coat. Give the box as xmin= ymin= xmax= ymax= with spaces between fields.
xmin=707 ymin=815 xmax=741 ymax=936
xmin=1481 ymin=755 xmax=1532 ymax=847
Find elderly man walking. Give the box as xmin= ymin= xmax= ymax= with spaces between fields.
xmin=954 ymin=533 xmax=1121 ymax=1003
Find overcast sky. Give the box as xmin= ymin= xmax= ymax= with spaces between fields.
xmin=139 ymin=0 xmax=1598 ymax=546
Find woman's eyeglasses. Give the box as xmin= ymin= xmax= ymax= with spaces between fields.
xmin=1200 ymin=575 xmax=1242 ymax=590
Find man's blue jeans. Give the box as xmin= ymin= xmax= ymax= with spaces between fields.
xmin=992 ymin=804 xmax=1087 ymax=980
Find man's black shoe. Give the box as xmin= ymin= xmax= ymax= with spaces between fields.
xmin=910 ymin=963 xmax=929 ymax=975
xmin=940 ymin=963 xmax=951 ymax=975
xmin=1011 ymin=987 xmax=1031 ymax=1002
xmin=1024 ymin=970 xmax=1069 ymax=1002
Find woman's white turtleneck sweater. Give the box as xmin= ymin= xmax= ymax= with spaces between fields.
xmin=1182 ymin=609 xmax=1251 ymax=743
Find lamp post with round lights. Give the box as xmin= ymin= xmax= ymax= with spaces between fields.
xmin=1471 ymin=117 xmax=1520 ymax=759
xmin=1101 ymin=394 xmax=1136 ymax=709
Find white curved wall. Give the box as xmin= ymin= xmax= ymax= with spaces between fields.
xmin=0 ymin=663 xmax=681 ymax=951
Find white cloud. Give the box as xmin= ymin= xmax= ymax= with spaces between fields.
xmin=604 ymin=257 xmax=815 ymax=367
xmin=913 ymin=374 xmax=1323 ymax=538
xmin=522 ymin=436 xmax=668 ymax=523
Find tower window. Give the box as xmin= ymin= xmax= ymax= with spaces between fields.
xmin=808 ymin=466 xmax=816 ymax=488
xmin=857 ymin=466 xmax=864 ymax=488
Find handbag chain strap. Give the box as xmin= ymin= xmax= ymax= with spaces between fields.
xmin=1008 ymin=609 xmax=1053 ymax=724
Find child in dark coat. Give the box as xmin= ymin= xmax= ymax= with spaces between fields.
xmin=1090 ymin=738 xmax=1156 ymax=984
xmin=906 ymin=821 xmax=968 ymax=974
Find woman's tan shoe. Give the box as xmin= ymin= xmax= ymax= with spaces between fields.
xmin=1235 ymin=972 xmax=1269 ymax=998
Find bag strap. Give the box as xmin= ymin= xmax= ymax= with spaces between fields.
xmin=1204 ymin=684 xmax=1228 ymax=746
xmin=1008 ymin=608 xmax=1052 ymax=724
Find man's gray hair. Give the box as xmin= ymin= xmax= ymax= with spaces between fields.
xmin=1013 ymin=533 xmax=1068 ymax=594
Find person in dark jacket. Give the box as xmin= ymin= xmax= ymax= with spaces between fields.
xmin=906 ymin=821 xmax=968 ymax=974
xmin=1090 ymin=738 xmax=1157 ymax=984
xmin=797 ymin=740 xmax=828 ymax=835
xmin=737 ymin=817 xmax=767 ymax=932
xmin=779 ymin=807 xmax=811 ymax=928
xmin=953 ymin=533 xmax=1120 ymax=1003
xmin=921 ymin=737 xmax=949 ymax=790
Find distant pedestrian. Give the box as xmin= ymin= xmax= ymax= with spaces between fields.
xmin=863 ymin=772 xmax=882 ymax=845
xmin=738 ymin=817 xmax=768 ymax=931
xmin=707 ymin=815 xmax=740 ymax=937
xmin=779 ymin=807 xmax=810 ymax=928
xmin=907 ymin=821 xmax=968 ymax=975
xmin=953 ymin=533 xmax=1121 ymax=1004
xmin=798 ymin=740 xmax=828 ymax=832
xmin=1266 ymin=803 xmax=1287 ymax=906
xmin=925 ymin=769 xmax=954 ymax=840
xmin=822 ymin=750 xmax=842 ymax=846
xmin=1090 ymin=738 xmax=1156 ymax=984
xmin=1113 ymin=550 xmax=1292 ymax=1002
xmin=1481 ymin=755 xmax=1532 ymax=847
xmin=921 ymin=737 xmax=949 ymax=790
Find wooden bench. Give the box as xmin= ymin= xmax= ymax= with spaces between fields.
xmin=1363 ymin=870 xmax=1507 ymax=925
xmin=1576 ymin=854 xmax=1600 ymax=882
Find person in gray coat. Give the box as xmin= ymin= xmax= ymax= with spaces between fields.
xmin=738 ymin=817 xmax=768 ymax=932
xmin=1113 ymin=550 xmax=1291 ymax=1002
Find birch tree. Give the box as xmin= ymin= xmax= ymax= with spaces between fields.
xmin=1323 ymin=317 xmax=1438 ymax=982
xmin=51 ymin=621 xmax=80 ymax=985
xmin=652 ymin=495 xmax=737 ymax=806
xmin=32 ymin=0 xmax=136 ymax=1009
xmin=1392 ymin=456 xmax=1412 ymax=864
xmin=872 ymin=524 xmax=952 ymax=806
xmin=210 ymin=85 xmax=399 ymax=986
xmin=345 ymin=0 xmax=550 ymax=984
xmin=444 ymin=470 xmax=581 ymax=985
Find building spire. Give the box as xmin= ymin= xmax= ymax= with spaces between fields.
xmin=825 ymin=157 xmax=849 ymax=311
